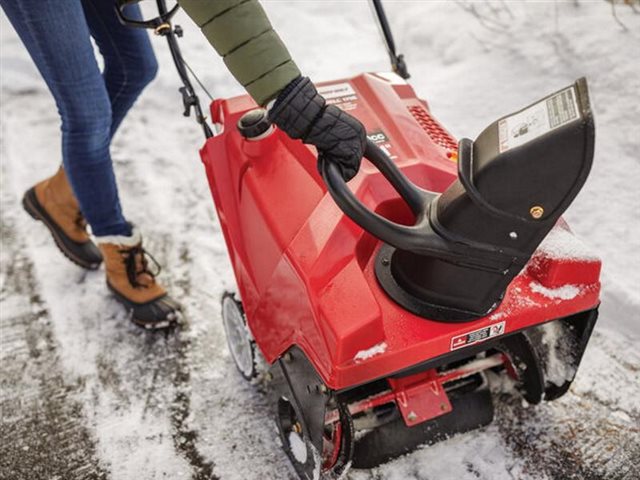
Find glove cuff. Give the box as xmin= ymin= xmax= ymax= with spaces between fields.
xmin=270 ymin=75 xmax=303 ymax=111
xmin=268 ymin=77 xmax=326 ymax=140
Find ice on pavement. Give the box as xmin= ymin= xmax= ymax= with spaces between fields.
xmin=1 ymin=1 xmax=639 ymax=480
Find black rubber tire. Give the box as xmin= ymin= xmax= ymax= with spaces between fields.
xmin=323 ymin=401 xmax=354 ymax=479
xmin=221 ymin=293 xmax=257 ymax=381
xmin=276 ymin=396 xmax=320 ymax=480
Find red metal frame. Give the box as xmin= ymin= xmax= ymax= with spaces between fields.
xmin=200 ymin=73 xmax=601 ymax=392
xmin=325 ymin=353 xmax=507 ymax=428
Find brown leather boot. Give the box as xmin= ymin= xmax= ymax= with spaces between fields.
xmin=22 ymin=166 xmax=102 ymax=270
xmin=97 ymin=229 xmax=181 ymax=330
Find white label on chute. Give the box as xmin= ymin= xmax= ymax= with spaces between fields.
xmin=498 ymin=87 xmax=579 ymax=153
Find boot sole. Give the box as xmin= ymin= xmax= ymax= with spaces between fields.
xmin=107 ymin=282 xmax=180 ymax=331
xmin=22 ymin=187 xmax=102 ymax=271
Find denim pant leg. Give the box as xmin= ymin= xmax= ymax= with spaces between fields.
xmin=0 ymin=0 xmax=130 ymax=237
xmin=81 ymin=1 xmax=158 ymax=137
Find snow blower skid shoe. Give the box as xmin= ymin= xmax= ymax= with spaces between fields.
xmin=202 ymin=74 xmax=600 ymax=478
xmin=22 ymin=166 xmax=102 ymax=270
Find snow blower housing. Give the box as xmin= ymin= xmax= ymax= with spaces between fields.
xmin=202 ymin=73 xmax=601 ymax=478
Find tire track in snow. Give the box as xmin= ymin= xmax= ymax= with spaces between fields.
xmin=109 ymin=121 xmax=220 ymax=480
xmin=168 ymin=290 xmax=218 ymax=479
xmin=496 ymin=384 xmax=640 ymax=480
xmin=0 ymin=90 xmax=197 ymax=480
xmin=0 ymin=168 xmax=108 ymax=480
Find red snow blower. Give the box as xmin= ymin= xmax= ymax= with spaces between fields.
xmin=119 ymin=1 xmax=601 ymax=478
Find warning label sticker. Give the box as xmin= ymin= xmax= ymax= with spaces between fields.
xmin=317 ymin=82 xmax=358 ymax=111
xmin=498 ymin=86 xmax=579 ymax=153
xmin=367 ymin=130 xmax=397 ymax=160
xmin=450 ymin=321 xmax=506 ymax=351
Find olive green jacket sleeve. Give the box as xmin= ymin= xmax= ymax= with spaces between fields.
xmin=178 ymin=0 xmax=301 ymax=106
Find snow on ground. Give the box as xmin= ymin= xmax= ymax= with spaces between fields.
xmin=1 ymin=1 xmax=639 ymax=479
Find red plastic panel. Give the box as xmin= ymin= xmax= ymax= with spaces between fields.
xmin=318 ymin=259 xmax=384 ymax=365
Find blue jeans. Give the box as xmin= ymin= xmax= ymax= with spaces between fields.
xmin=1 ymin=0 xmax=158 ymax=236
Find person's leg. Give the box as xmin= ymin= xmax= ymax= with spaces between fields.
xmin=81 ymin=0 xmax=158 ymax=137
xmin=0 ymin=0 xmax=130 ymax=238
xmin=2 ymin=0 xmax=179 ymax=327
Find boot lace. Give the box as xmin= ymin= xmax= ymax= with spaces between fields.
xmin=120 ymin=245 xmax=162 ymax=288
xmin=74 ymin=211 xmax=88 ymax=231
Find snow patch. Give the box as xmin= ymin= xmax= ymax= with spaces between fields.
xmin=530 ymin=282 xmax=581 ymax=300
xmin=536 ymin=226 xmax=599 ymax=261
xmin=354 ymin=341 xmax=387 ymax=362
xmin=540 ymin=321 xmax=577 ymax=388
xmin=486 ymin=369 xmax=518 ymax=395
xmin=94 ymin=396 xmax=192 ymax=479
xmin=288 ymin=432 xmax=307 ymax=464
xmin=310 ymin=442 xmax=322 ymax=480
xmin=509 ymin=286 xmax=541 ymax=310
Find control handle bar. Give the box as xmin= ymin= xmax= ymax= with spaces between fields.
xmin=320 ymin=140 xmax=513 ymax=269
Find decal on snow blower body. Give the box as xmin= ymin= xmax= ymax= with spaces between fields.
xmin=317 ymin=82 xmax=358 ymax=110
xmin=450 ymin=320 xmax=506 ymax=351
xmin=367 ymin=130 xmax=397 ymax=160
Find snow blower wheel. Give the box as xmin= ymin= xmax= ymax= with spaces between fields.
xmin=276 ymin=396 xmax=353 ymax=479
xmin=221 ymin=293 xmax=256 ymax=381
xmin=494 ymin=335 xmax=545 ymax=404
xmin=321 ymin=401 xmax=354 ymax=477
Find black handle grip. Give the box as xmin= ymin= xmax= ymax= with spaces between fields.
xmin=320 ymin=140 xmax=517 ymax=269
xmin=321 ymin=140 xmax=434 ymax=252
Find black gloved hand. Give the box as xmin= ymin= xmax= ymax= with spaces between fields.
xmin=269 ymin=77 xmax=366 ymax=182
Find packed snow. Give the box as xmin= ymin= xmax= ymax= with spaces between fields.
xmin=1 ymin=1 xmax=639 ymax=480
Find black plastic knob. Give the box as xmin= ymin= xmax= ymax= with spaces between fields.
xmin=237 ymin=108 xmax=272 ymax=139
